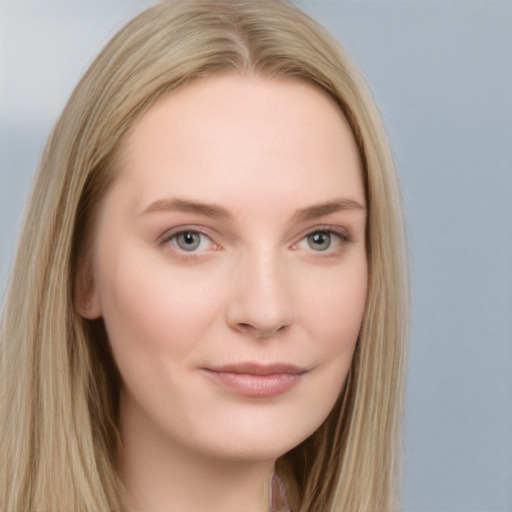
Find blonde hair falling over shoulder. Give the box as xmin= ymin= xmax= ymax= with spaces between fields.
xmin=0 ymin=1 xmax=408 ymax=511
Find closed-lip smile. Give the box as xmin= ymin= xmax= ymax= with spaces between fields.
xmin=201 ymin=362 xmax=307 ymax=397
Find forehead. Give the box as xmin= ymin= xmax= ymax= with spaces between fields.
xmin=114 ymin=73 xmax=364 ymax=214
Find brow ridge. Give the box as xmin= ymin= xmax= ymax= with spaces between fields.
xmin=142 ymin=197 xmax=366 ymax=222
xmin=292 ymin=199 xmax=366 ymax=223
xmin=142 ymin=197 xmax=233 ymax=220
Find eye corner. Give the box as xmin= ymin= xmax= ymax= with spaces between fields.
xmin=291 ymin=225 xmax=354 ymax=256
xmin=157 ymin=226 xmax=220 ymax=257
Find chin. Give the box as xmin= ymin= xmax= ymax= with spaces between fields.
xmin=180 ymin=407 xmax=325 ymax=464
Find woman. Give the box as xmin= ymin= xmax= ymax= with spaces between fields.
xmin=0 ymin=1 xmax=408 ymax=511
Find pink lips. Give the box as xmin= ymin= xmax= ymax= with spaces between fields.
xmin=202 ymin=362 xmax=305 ymax=397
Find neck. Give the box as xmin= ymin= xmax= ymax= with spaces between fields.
xmin=118 ymin=401 xmax=275 ymax=512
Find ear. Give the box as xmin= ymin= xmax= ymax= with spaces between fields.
xmin=74 ymin=260 xmax=102 ymax=319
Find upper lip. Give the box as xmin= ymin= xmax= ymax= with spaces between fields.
xmin=204 ymin=362 xmax=305 ymax=376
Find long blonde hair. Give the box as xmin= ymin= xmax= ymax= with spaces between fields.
xmin=0 ymin=1 xmax=408 ymax=510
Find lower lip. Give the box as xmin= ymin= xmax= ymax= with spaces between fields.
xmin=202 ymin=370 xmax=301 ymax=397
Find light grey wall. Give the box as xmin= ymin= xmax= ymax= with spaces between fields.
xmin=1 ymin=1 xmax=511 ymax=511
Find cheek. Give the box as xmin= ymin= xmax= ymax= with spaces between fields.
xmin=95 ymin=251 xmax=220 ymax=365
xmin=301 ymin=259 xmax=367 ymax=351
xmin=292 ymin=257 xmax=367 ymax=417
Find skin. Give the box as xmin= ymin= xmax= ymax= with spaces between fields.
xmin=79 ymin=74 xmax=367 ymax=512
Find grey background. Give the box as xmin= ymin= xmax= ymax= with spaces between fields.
xmin=1 ymin=1 xmax=511 ymax=511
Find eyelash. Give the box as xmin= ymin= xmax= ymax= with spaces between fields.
xmin=158 ymin=228 xmax=218 ymax=255
xmin=296 ymin=227 xmax=351 ymax=252
xmin=158 ymin=225 xmax=352 ymax=257
xmin=301 ymin=229 xmax=349 ymax=252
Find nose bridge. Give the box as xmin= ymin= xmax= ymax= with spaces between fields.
xmin=227 ymin=242 xmax=293 ymax=337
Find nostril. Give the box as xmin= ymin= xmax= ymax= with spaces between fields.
xmin=236 ymin=322 xmax=288 ymax=339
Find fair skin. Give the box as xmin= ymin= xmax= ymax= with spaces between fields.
xmin=79 ymin=74 xmax=367 ymax=512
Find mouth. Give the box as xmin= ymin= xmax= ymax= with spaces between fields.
xmin=201 ymin=362 xmax=307 ymax=397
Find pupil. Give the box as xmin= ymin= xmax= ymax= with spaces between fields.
xmin=308 ymin=231 xmax=331 ymax=251
xmin=177 ymin=231 xmax=200 ymax=251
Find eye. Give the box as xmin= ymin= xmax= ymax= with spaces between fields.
xmin=175 ymin=231 xmax=202 ymax=251
xmin=163 ymin=230 xmax=213 ymax=253
xmin=306 ymin=231 xmax=332 ymax=251
xmin=293 ymin=227 xmax=350 ymax=254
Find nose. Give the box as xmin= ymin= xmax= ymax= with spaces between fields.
xmin=226 ymin=249 xmax=294 ymax=339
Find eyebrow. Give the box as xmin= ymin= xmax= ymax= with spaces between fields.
xmin=292 ymin=199 xmax=366 ymax=222
xmin=141 ymin=197 xmax=366 ymax=221
xmin=142 ymin=197 xmax=234 ymax=220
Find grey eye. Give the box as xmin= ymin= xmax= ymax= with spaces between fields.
xmin=307 ymin=231 xmax=331 ymax=251
xmin=175 ymin=231 xmax=202 ymax=251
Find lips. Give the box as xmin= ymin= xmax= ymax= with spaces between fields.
xmin=201 ymin=362 xmax=306 ymax=397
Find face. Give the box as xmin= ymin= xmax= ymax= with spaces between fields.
xmin=81 ymin=74 xmax=367 ymax=463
